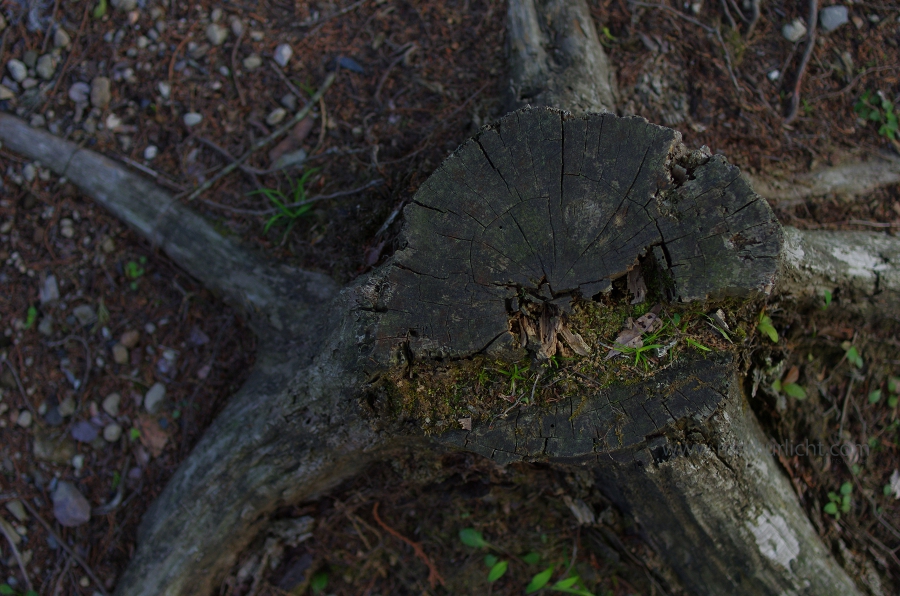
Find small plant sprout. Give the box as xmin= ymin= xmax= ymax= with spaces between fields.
xmin=125 ymin=256 xmax=147 ymax=290
xmin=250 ymin=168 xmax=320 ymax=243
xmin=843 ymin=343 xmax=863 ymax=369
xmin=23 ymin=305 xmax=37 ymax=329
xmin=309 ymin=570 xmax=329 ymax=593
xmin=824 ymin=482 xmax=853 ymax=520
xmin=869 ymin=389 xmax=882 ymax=405
xmin=757 ymin=311 xmax=778 ymax=343
xmin=889 ymin=377 xmax=900 ymax=408
xmin=822 ymin=289 xmax=832 ymax=309
xmin=0 ymin=585 xmax=39 ymax=596
xmin=854 ymin=90 xmax=899 ymax=142
xmin=496 ymin=363 xmax=528 ymax=394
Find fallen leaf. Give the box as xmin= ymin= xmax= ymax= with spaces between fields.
xmin=135 ymin=415 xmax=169 ymax=457
xmin=783 ymin=365 xmax=800 ymax=385
xmin=458 ymin=417 xmax=472 ymax=430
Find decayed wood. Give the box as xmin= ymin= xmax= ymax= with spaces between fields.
xmin=506 ymin=0 xmax=618 ymax=114
xmin=0 ymin=106 xmax=866 ymax=595
xmin=368 ymin=108 xmax=780 ymax=365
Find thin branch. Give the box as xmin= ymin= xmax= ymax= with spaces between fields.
xmin=630 ymin=1 xmax=741 ymax=94
xmin=784 ymin=0 xmax=818 ymax=123
xmin=47 ymin=334 xmax=91 ymax=394
xmin=199 ymin=179 xmax=383 ymax=215
xmin=231 ymin=28 xmax=247 ymax=106
xmin=182 ymin=71 xmax=336 ymax=201
xmin=0 ymin=356 xmax=38 ymax=420
xmin=0 ymin=514 xmax=33 ymax=592
xmin=371 ymin=502 xmax=445 ymax=588
xmin=18 ymin=497 xmax=109 ymax=595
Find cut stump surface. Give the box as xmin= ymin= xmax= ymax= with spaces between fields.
xmin=363 ymin=107 xmax=781 ymax=365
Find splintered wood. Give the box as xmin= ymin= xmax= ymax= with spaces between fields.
xmin=358 ymin=106 xmax=780 ymax=366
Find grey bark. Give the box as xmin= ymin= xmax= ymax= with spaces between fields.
xmin=506 ymin=0 xmax=618 ymax=114
xmin=744 ymin=154 xmax=900 ymax=207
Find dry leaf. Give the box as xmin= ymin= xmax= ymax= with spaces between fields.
xmin=458 ymin=417 xmax=472 ymax=431
xmin=136 ymin=415 xmax=169 ymax=458
xmin=783 ymin=365 xmax=800 ymax=385
xmin=605 ymin=310 xmax=662 ymax=360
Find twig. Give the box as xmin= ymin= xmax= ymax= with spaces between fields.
xmin=93 ymin=455 xmax=132 ymax=515
xmin=200 ymin=179 xmax=383 ymax=215
xmin=169 ymin=30 xmax=194 ymax=84
xmin=114 ymin=155 xmax=186 ymax=192
xmin=630 ymin=1 xmax=741 ymax=94
xmin=371 ymin=502 xmax=445 ymax=587
xmin=52 ymin=554 xmax=73 ymax=596
xmin=231 ymin=28 xmax=246 ymax=106
xmin=784 ymin=0 xmax=818 ymax=123
xmin=0 ymin=356 xmax=38 ymax=420
xmin=42 ymin=0 xmax=62 ymax=53
xmin=182 ymin=71 xmax=337 ymax=201
xmin=269 ymin=60 xmax=304 ymax=100
xmin=44 ymin=1 xmax=91 ymax=107
xmin=18 ymin=497 xmax=109 ymax=595
xmin=0 ymin=513 xmax=33 ymax=592
xmin=47 ymin=334 xmax=91 ymax=394
xmin=375 ymin=52 xmax=406 ymax=104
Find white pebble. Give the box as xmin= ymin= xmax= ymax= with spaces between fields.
xmin=183 ymin=112 xmax=203 ymax=127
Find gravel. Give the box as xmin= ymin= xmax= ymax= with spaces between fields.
xmin=36 ymin=54 xmax=56 ymax=80
xmin=242 ymin=54 xmax=262 ymax=70
xmin=274 ymin=44 xmax=293 ymax=68
xmin=145 ymin=382 xmax=167 ymax=414
xmin=6 ymin=59 xmax=27 ymax=83
xmin=52 ymin=481 xmax=91 ymax=527
xmin=820 ymin=5 xmax=849 ymax=31
xmin=104 ymin=423 xmax=123 ymax=442
xmin=183 ymin=112 xmax=203 ymax=127
xmin=68 ymin=81 xmax=91 ymax=103
xmin=206 ymin=23 xmax=228 ymax=46
xmin=103 ymin=392 xmax=121 ymax=416
xmin=782 ymin=19 xmax=807 ymax=42
xmin=91 ymin=76 xmax=111 ymax=108
xmin=266 ymin=108 xmax=287 ymax=126
xmin=54 ymin=28 xmax=71 ymax=48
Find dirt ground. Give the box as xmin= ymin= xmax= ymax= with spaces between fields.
xmin=0 ymin=0 xmax=899 ymax=594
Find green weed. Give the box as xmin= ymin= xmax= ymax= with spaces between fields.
xmin=854 ymin=90 xmax=898 ymax=141
xmin=23 ymin=305 xmax=37 ymax=329
xmin=0 ymin=585 xmax=38 ymax=596
xmin=757 ymin=312 xmax=778 ymax=343
xmin=250 ymin=168 xmax=319 ymax=243
xmin=824 ymin=482 xmax=853 ymax=519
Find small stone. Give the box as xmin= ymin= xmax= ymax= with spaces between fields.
xmin=72 ymin=304 xmax=97 ymax=326
xmin=206 ymin=23 xmax=228 ymax=46
xmin=23 ymin=50 xmax=37 ymax=69
xmin=38 ymin=316 xmax=53 ymax=336
xmin=0 ymin=85 xmax=13 ymax=100
xmin=71 ymin=420 xmax=98 ymax=442
xmin=29 ymin=113 xmax=45 ymax=128
xmin=23 ymin=78 xmax=39 ymax=91
xmin=136 ymin=35 xmax=150 ymax=49
xmin=144 ymin=322 xmax=156 ymax=334
xmin=102 ymin=392 xmax=121 ymax=416
xmin=852 ymin=15 xmax=864 ymax=28
xmin=54 ymin=28 xmax=71 ymax=48
xmin=52 ymin=481 xmax=91 ymax=527
xmin=6 ymin=59 xmax=26 ymax=83
xmin=144 ymin=382 xmax=166 ymax=414
xmin=36 ymin=55 xmax=56 ymax=80
xmin=5 ymin=500 xmax=27 ymax=522
xmin=158 ymin=81 xmax=171 ymax=99
xmin=280 ymin=93 xmax=297 ymax=111
xmin=782 ymin=19 xmax=807 ymax=42
xmin=242 ymin=54 xmax=262 ymax=70
xmin=16 ymin=410 xmax=32 ymax=428
xmin=68 ymin=81 xmax=90 ymax=103
xmin=105 ymin=113 xmax=122 ymax=131
xmin=101 ymin=236 xmax=115 ymax=253
xmin=250 ymin=31 xmax=264 ymax=42
xmin=274 ymin=44 xmax=293 ymax=68
xmin=40 ymin=274 xmax=59 ymax=304
xmin=34 ymin=431 xmax=76 ymax=464
xmin=230 ymin=17 xmax=244 ymax=37
xmin=112 ymin=343 xmax=129 ymax=365
xmin=72 ymin=454 xmax=84 ymax=470
xmin=0 ymin=14 xmax=6 ymax=31
xmin=144 ymin=145 xmax=158 ymax=160
xmin=60 ymin=218 xmax=75 ymax=238
xmin=820 ymin=5 xmax=849 ymax=31
xmin=183 ymin=112 xmax=203 ymax=127
xmin=120 ymin=329 xmax=140 ymax=348
xmin=58 ymin=396 xmax=75 ymax=417
xmin=266 ymin=108 xmax=287 ymax=126
xmin=103 ymin=423 xmax=122 ymax=442
xmin=90 ymin=77 xmax=111 ymax=108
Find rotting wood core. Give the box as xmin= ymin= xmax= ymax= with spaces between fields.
xmin=356 ymin=107 xmax=781 ymax=372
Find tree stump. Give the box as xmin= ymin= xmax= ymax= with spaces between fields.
xmin=0 ymin=105 xmax=867 ymax=595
